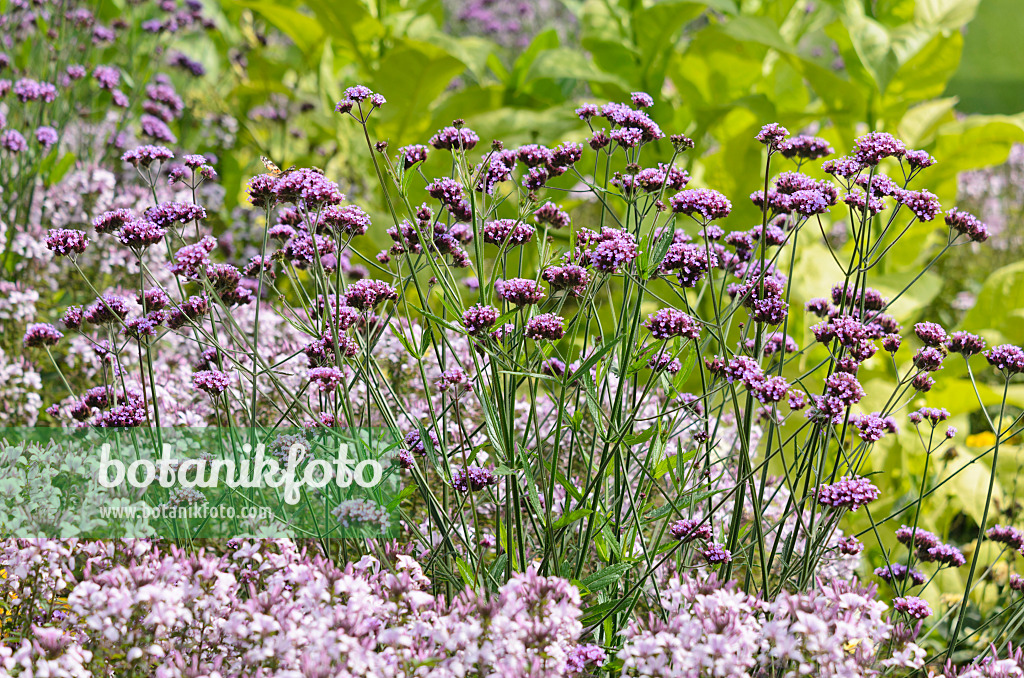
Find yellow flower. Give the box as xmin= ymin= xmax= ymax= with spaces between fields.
xmin=966 ymin=432 xmax=997 ymax=448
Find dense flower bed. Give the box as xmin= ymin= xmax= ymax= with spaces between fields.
xmin=4 ymin=1 xmax=1024 ymax=676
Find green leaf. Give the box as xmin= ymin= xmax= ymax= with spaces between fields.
xmin=959 ymin=260 xmax=1024 ymax=343
xmin=581 ymin=562 xmax=633 ymax=591
xmin=370 ymin=41 xmax=467 ymax=145
xmin=553 ymin=508 xmax=592 ymax=529
xmin=231 ymin=0 xmax=325 ymax=54
xmin=621 ymin=425 xmax=658 ymax=448
xmin=915 ymin=0 xmax=981 ymax=31
xmin=304 ymin=0 xmax=383 ymax=62
xmin=455 ymin=557 xmax=475 ymax=587
xmin=578 ymin=599 xmax=623 ymax=625
xmin=645 ymin=229 xmax=674 ymax=278
xmin=583 ymin=378 xmax=606 ymax=439
xmin=839 ymin=0 xmax=900 ymax=93
xmin=522 ymin=48 xmax=630 ymax=92
xmin=44 ymin=152 xmax=76 ymax=187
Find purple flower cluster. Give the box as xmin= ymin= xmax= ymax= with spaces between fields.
xmin=452 ymin=465 xmax=498 ymax=492
xmin=985 ymin=344 xmax=1024 ymax=375
xmin=670 ymin=188 xmax=732 ymax=221
xmin=484 ymin=219 xmax=535 ymax=246
xmin=575 ymin=228 xmax=639 ymax=273
xmin=497 ymin=278 xmax=545 ymax=306
xmin=462 ymin=304 xmax=500 ymax=336
xmin=816 ymin=476 xmax=880 ymax=511
xmin=670 ymin=518 xmax=713 ymax=542
xmin=192 ymin=369 xmax=231 ymax=395
xmin=892 ymin=596 xmax=932 ymax=619
xmin=344 ymin=279 xmax=398 ymax=311
xmin=644 ymin=308 xmax=701 ymax=340
xmin=526 ymin=313 xmax=565 ymax=341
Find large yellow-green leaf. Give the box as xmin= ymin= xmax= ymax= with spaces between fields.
xmin=369 ymin=41 xmax=466 ymax=145
xmin=959 ymin=260 xmax=1024 ymax=343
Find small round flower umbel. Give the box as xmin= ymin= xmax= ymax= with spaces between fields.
xmin=526 ymin=313 xmax=565 ymax=341
xmin=984 ymin=344 xmax=1024 ymax=376
xmin=670 ymin=188 xmax=732 ymax=221
xmin=702 ymin=543 xmax=732 ymax=564
xmin=462 ymin=304 xmax=500 ymax=336
xmin=756 ymin=122 xmax=789 ymax=149
xmin=497 ymin=278 xmax=545 ymax=306
xmin=816 ymin=476 xmax=880 ymax=511
xmin=308 ymin=366 xmax=345 ymax=393
xmin=23 ymin=323 xmax=63 ymax=348
xmin=669 ymin=518 xmax=713 ymax=543
xmin=893 ymin=596 xmax=932 ymax=619
xmin=192 ymin=369 xmax=231 ymax=395
xmin=343 ymin=279 xmax=398 ymax=311
xmin=452 ymin=465 xmax=497 ymax=492
xmin=946 ymin=331 xmax=986 ymax=357
xmin=644 ymin=308 xmax=700 ymax=340
xmin=46 ymin=229 xmax=89 ymax=257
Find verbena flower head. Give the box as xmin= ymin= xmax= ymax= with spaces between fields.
xmin=756 ymin=122 xmax=789 ymax=149
xmin=46 ymin=229 xmax=89 ymax=256
xmin=118 ymin=219 xmax=166 ymax=249
xmin=398 ymin=144 xmax=429 ymax=168
xmin=896 ymin=189 xmax=942 ymax=222
xmin=322 ymin=204 xmax=371 ymax=236
xmin=853 ymin=412 xmax=899 ymax=442
xmin=912 ymin=346 xmax=946 ymax=372
xmin=577 ymin=227 xmax=638 ymax=273
xmin=670 ymin=188 xmax=732 ymax=221
xmin=914 ymin=322 xmax=947 ymax=347
xmin=984 ymin=344 xmax=1024 ymax=375
xmin=987 ymin=525 xmax=1024 ymax=551
xmin=904 ymin=150 xmax=936 ymax=168
xmin=908 ymin=407 xmax=950 ymax=425
xmin=430 ymin=125 xmax=480 ymax=151
xmin=921 ymin=543 xmax=966 ymax=567
xmin=146 ymin=201 xmax=207 ymax=229
xmin=875 ymin=563 xmax=926 ymax=586
xmin=93 ymin=208 xmax=136 ymax=234
xmin=702 ymin=542 xmax=732 ymax=564
xmin=35 ymin=126 xmax=58 ymax=147
xmin=822 ymin=156 xmax=864 ymax=178
xmin=452 ymin=465 xmax=497 ymax=492
xmin=644 ymin=308 xmax=700 ymax=340
xmin=23 ymin=323 xmax=63 ymax=348
xmin=192 ymin=369 xmax=231 ymax=395
xmin=853 ymin=132 xmax=906 ymax=165
xmin=484 ymin=219 xmax=535 ymax=246
xmin=344 ymin=279 xmax=398 ymax=310
xmin=669 ymin=518 xmax=713 ymax=542
xmin=462 ymin=304 xmax=500 ymax=336
xmin=497 ymin=278 xmax=545 ymax=306
xmin=1 ymin=129 xmax=27 ymax=153
xmin=816 ymin=476 xmax=880 ymax=511
xmin=122 ymin=144 xmax=173 ymax=167
xmin=526 ymin=313 xmax=565 ymax=341
xmin=630 ymin=91 xmax=654 ymax=108
xmin=946 ymin=331 xmax=986 ymax=357
xmin=83 ymin=295 xmax=130 ymax=326
xmin=274 ymin=168 xmax=343 ymax=206
xmin=660 ymin=242 xmax=716 ymax=287
xmin=896 ymin=525 xmax=940 ymax=550
xmin=308 ymin=366 xmax=345 ymax=392
xmin=893 ymin=596 xmax=932 ymax=619
xmin=778 ymin=135 xmax=833 ymax=160
xmin=945 ymin=207 xmax=989 ymax=242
